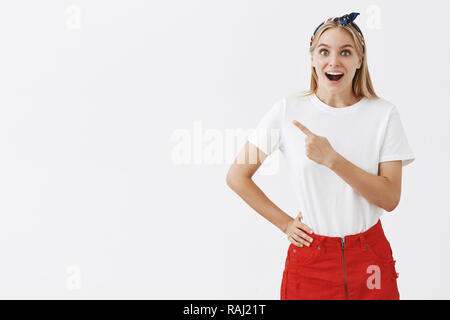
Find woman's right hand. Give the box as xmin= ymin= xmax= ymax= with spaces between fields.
xmin=285 ymin=211 xmax=314 ymax=247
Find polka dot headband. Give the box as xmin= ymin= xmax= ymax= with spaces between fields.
xmin=310 ymin=12 xmax=365 ymax=49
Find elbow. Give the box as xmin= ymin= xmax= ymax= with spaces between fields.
xmin=385 ymin=179 xmax=401 ymax=212
xmin=226 ymin=172 xmax=250 ymax=191
xmin=385 ymin=197 xmax=400 ymax=213
xmin=385 ymin=205 xmax=395 ymax=213
xmin=226 ymin=171 xmax=239 ymax=190
xmin=226 ymin=173 xmax=234 ymax=189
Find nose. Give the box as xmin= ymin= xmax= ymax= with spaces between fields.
xmin=328 ymin=52 xmax=341 ymax=67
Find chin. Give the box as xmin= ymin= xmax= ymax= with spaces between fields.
xmin=324 ymin=84 xmax=344 ymax=91
xmin=321 ymin=79 xmax=348 ymax=90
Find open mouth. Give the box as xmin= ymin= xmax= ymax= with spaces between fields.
xmin=325 ymin=72 xmax=344 ymax=82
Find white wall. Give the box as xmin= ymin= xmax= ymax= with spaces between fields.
xmin=0 ymin=0 xmax=447 ymax=299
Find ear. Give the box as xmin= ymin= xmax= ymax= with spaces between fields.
xmin=357 ymin=56 xmax=362 ymax=69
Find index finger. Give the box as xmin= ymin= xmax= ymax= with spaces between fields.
xmin=292 ymin=120 xmax=314 ymax=136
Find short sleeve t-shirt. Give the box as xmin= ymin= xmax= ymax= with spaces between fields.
xmin=247 ymin=93 xmax=415 ymax=237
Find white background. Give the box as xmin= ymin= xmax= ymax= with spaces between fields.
xmin=0 ymin=0 xmax=447 ymax=299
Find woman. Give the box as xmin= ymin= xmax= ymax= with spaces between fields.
xmin=226 ymin=12 xmax=415 ymax=300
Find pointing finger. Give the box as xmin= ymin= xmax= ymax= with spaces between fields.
xmin=292 ymin=120 xmax=314 ymax=136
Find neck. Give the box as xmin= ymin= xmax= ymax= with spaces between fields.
xmin=315 ymin=87 xmax=362 ymax=108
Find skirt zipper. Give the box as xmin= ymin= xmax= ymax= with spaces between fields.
xmin=341 ymin=237 xmax=348 ymax=300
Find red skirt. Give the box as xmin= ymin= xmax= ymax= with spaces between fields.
xmin=280 ymin=219 xmax=400 ymax=300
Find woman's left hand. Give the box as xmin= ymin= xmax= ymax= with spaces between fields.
xmin=292 ymin=120 xmax=338 ymax=168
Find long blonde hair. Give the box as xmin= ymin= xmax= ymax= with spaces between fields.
xmin=300 ymin=20 xmax=378 ymax=99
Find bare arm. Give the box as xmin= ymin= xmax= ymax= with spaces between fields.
xmin=226 ymin=141 xmax=294 ymax=233
xmin=291 ymin=120 xmax=403 ymax=213
xmin=328 ymin=153 xmax=402 ymax=212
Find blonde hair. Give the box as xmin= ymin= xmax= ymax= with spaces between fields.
xmin=299 ymin=20 xmax=378 ymax=99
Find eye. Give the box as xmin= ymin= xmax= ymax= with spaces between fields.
xmin=319 ymin=49 xmax=351 ymax=56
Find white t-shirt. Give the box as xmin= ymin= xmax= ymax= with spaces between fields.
xmin=247 ymin=93 xmax=415 ymax=237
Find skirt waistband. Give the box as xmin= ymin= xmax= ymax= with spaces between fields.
xmin=304 ymin=219 xmax=386 ymax=250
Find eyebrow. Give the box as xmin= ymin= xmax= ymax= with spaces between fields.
xmin=317 ymin=43 xmax=354 ymax=49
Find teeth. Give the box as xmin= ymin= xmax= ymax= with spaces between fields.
xmin=326 ymin=72 xmax=344 ymax=75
